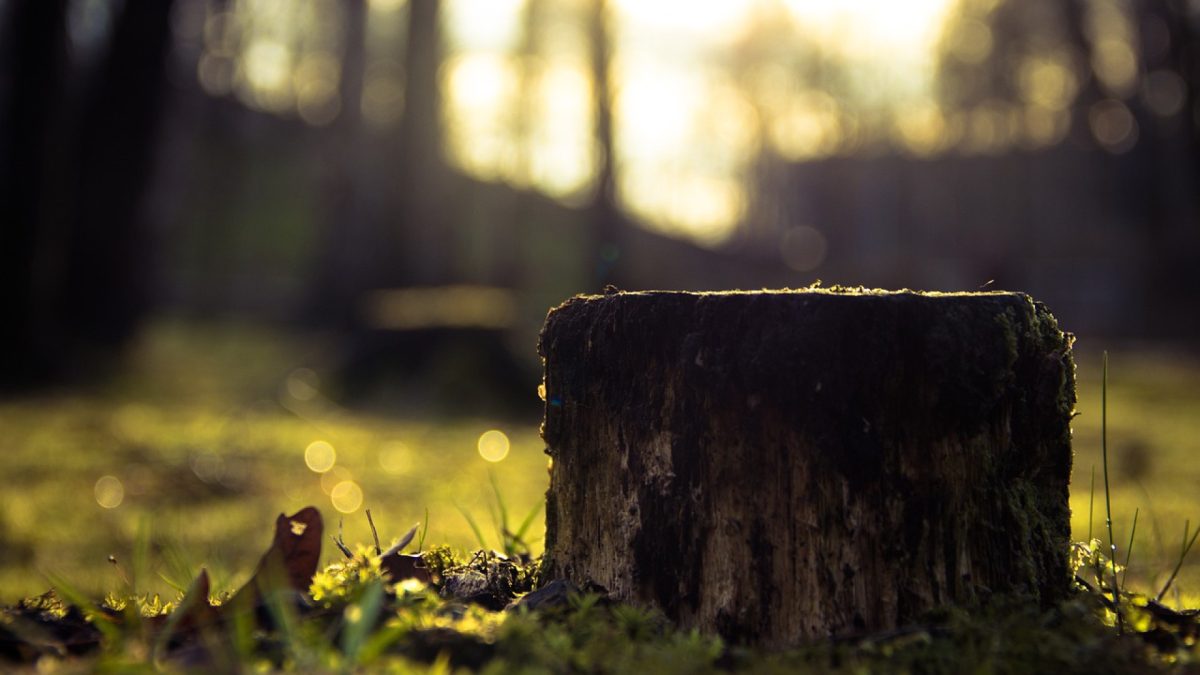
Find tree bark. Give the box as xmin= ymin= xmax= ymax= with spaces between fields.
xmin=538 ymin=289 xmax=1075 ymax=646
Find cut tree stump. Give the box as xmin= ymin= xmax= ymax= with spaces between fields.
xmin=538 ymin=289 xmax=1075 ymax=646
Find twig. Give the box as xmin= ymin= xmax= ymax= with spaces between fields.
xmin=332 ymin=518 xmax=353 ymax=559
xmin=366 ymin=509 xmax=382 ymax=556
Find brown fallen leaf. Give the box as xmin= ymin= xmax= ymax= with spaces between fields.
xmin=225 ymin=507 xmax=324 ymax=611
xmin=381 ymin=553 xmax=433 ymax=585
xmin=160 ymin=569 xmax=218 ymax=638
xmin=379 ymin=522 xmax=433 ymax=584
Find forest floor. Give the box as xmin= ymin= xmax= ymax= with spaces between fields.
xmin=1 ymin=318 xmax=1199 ymax=671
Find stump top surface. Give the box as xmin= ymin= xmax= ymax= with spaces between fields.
xmin=575 ymin=287 xmax=1023 ymax=301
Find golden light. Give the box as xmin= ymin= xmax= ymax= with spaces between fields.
xmin=612 ymin=0 xmax=747 ymax=40
xmin=443 ymin=53 xmax=520 ymax=179
xmin=1022 ymin=106 xmax=1070 ymax=148
xmin=94 ymin=476 xmax=125 ymax=509
xmin=1092 ymin=39 xmax=1138 ymax=98
xmin=368 ymin=0 xmax=406 ymax=11
xmin=614 ymin=67 xmax=699 ymax=161
xmin=477 ymin=430 xmax=511 ymax=463
xmin=445 ymin=0 xmax=526 ymax=49
xmin=528 ymin=65 xmax=595 ymax=197
xmin=438 ymin=0 xmax=964 ymax=241
xmin=1089 ymin=99 xmax=1138 ymax=154
xmin=305 ymin=440 xmax=337 ymax=473
xmin=378 ymin=441 xmax=411 ymax=475
xmin=962 ymin=102 xmax=1018 ymax=155
xmin=894 ymin=101 xmax=949 ymax=157
xmin=363 ymin=286 xmax=517 ymax=330
xmin=331 ymin=480 xmax=364 ymax=513
xmin=111 ymin=404 xmax=154 ymax=444
xmin=944 ymin=18 xmax=993 ymax=65
xmin=1018 ymin=55 xmax=1079 ymax=112
xmin=769 ymin=92 xmax=843 ymax=161
xmin=294 ymin=52 xmax=341 ymax=126
xmin=240 ymin=39 xmax=294 ymax=111
xmin=783 ymin=0 xmax=957 ymax=55
xmin=618 ymin=169 xmax=745 ymax=246
xmin=321 ymin=465 xmax=355 ymax=494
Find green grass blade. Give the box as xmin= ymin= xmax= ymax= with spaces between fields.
xmin=133 ymin=516 xmax=152 ymax=596
xmin=489 ymin=470 xmax=509 ymax=530
xmin=456 ymin=503 xmax=489 ymax=550
xmin=417 ymin=507 xmax=429 ymax=552
xmin=514 ymin=501 xmax=544 ymax=543
xmin=1121 ymin=508 xmax=1138 ymax=591
xmin=1100 ymin=352 xmax=1122 ymax=632
xmin=341 ymin=579 xmax=385 ymax=664
xmin=44 ymin=572 xmax=121 ymax=647
xmin=1156 ymin=519 xmax=1200 ymax=602
xmin=357 ymin=623 xmax=408 ymax=665
xmin=1088 ymin=465 xmax=1095 ymax=544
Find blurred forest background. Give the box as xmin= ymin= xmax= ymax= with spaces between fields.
xmin=2 ymin=0 xmax=1200 ymax=601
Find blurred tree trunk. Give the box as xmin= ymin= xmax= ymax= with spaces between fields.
xmin=0 ymin=0 xmax=71 ymax=386
xmin=310 ymin=0 xmax=450 ymax=324
xmin=309 ymin=0 xmax=373 ymax=324
xmin=395 ymin=0 xmax=452 ymax=285
xmin=1138 ymin=0 xmax=1200 ymax=334
xmin=586 ymin=0 xmax=623 ymax=288
xmin=61 ymin=0 xmax=176 ymax=353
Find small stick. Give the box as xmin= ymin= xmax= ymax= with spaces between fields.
xmin=332 ymin=518 xmax=353 ymax=559
xmin=366 ymin=509 xmax=382 ymax=556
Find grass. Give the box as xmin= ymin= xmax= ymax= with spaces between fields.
xmin=1070 ymin=347 xmax=1200 ymax=607
xmin=2 ymin=318 xmax=1200 ymax=671
xmin=0 ymin=317 xmax=548 ymax=602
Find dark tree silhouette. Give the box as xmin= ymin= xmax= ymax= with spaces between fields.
xmin=586 ymin=0 xmax=624 ymax=288
xmin=0 ymin=0 xmax=175 ymax=387
xmin=0 ymin=0 xmax=71 ymax=386
xmin=62 ymin=0 xmax=177 ymax=352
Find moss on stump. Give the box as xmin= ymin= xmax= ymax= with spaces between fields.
xmin=538 ymin=289 xmax=1075 ymax=646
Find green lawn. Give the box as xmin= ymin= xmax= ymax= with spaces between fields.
xmin=1 ymin=320 xmax=1198 ymax=610
xmin=1070 ymin=347 xmax=1200 ymax=606
xmin=0 ymin=319 xmax=549 ymax=602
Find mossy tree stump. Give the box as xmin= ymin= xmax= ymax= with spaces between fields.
xmin=538 ymin=289 xmax=1075 ymax=646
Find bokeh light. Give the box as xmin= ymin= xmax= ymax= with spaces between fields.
xmin=321 ymin=465 xmax=355 ymax=495
xmin=286 ymin=368 xmax=320 ymax=401
xmin=779 ymin=226 xmax=828 ymax=272
xmin=477 ymin=430 xmax=511 ymax=463
xmin=1089 ymin=99 xmax=1138 ymax=154
xmin=305 ymin=440 xmax=337 ymax=473
xmin=191 ymin=451 xmax=224 ymax=483
xmin=378 ymin=441 xmax=411 ymax=475
xmin=331 ymin=480 xmax=364 ymax=513
xmin=94 ymin=476 xmax=124 ymax=509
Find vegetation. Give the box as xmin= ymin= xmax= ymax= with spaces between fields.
xmin=3 ymin=501 xmax=1200 ymax=673
xmin=0 ymin=319 xmax=548 ymax=600
xmin=3 ymin=320 xmax=1200 ymax=671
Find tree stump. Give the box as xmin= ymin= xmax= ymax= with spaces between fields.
xmin=538 ymin=289 xmax=1075 ymax=646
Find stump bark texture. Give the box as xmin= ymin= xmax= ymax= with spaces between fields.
xmin=538 ymin=290 xmax=1075 ymax=645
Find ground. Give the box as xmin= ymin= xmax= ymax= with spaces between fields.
xmin=0 ymin=317 xmax=1197 ymax=611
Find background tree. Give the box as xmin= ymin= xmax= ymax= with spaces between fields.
xmin=0 ymin=0 xmax=175 ymax=387
xmin=0 ymin=0 xmax=70 ymax=386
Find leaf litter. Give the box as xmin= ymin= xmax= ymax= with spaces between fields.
xmin=4 ymin=506 xmax=1200 ymax=672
